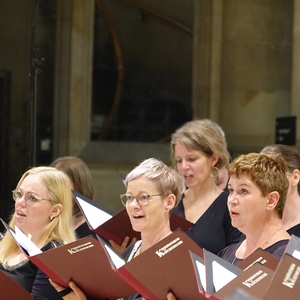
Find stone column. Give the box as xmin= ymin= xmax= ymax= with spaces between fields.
xmin=53 ymin=0 xmax=94 ymax=156
xmin=292 ymin=0 xmax=300 ymax=145
xmin=192 ymin=0 xmax=223 ymax=122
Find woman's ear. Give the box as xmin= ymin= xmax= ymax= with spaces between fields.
xmin=164 ymin=194 xmax=176 ymax=211
xmin=266 ymin=191 xmax=279 ymax=210
xmin=50 ymin=203 xmax=63 ymax=219
xmin=211 ymin=153 xmax=219 ymax=167
xmin=291 ymin=169 xmax=300 ymax=187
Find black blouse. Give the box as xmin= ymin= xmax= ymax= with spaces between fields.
xmin=173 ymin=191 xmax=242 ymax=254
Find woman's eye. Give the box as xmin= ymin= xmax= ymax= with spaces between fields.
xmin=126 ymin=196 xmax=134 ymax=201
xmin=241 ymin=189 xmax=248 ymax=195
xmin=29 ymin=194 xmax=38 ymax=202
xmin=16 ymin=191 xmax=23 ymax=198
xmin=187 ymin=157 xmax=197 ymax=162
xmin=139 ymin=194 xmax=149 ymax=201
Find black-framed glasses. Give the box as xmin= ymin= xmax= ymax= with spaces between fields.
xmin=12 ymin=189 xmax=52 ymax=206
xmin=120 ymin=193 xmax=163 ymax=207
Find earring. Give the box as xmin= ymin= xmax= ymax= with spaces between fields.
xmin=210 ymin=166 xmax=219 ymax=178
xmin=50 ymin=216 xmax=54 ymax=221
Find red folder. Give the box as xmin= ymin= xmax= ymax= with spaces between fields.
xmin=0 ymin=270 xmax=34 ymax=300
xmin=4 ymin=219 xmax=204 ymax=300
xmin=236 ymin=247 xmax=279 ymax=271
xmin=112 ymin=229 xmax=206 ymax=300
xmin=210 ymin=263 xmax=274 ymax=300
xmin=72 ymin=190 xmax=193 ymax=245
xmin=263 ymin=253 xmax=300 ymax=300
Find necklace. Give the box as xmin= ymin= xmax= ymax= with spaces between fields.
xmin=232 ymin=227 xmax=283 ymax=264
xmin=261 ymin=227 xmax=283 ymax=248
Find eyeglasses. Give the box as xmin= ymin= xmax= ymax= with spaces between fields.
xmin=12 ymin=189 xmax=52 ymax=206
xmin=120 ymin=193 xmax=163 ymax=207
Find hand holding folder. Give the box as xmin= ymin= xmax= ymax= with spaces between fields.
xmin=4 ymin=220 xmax=205 ymax=300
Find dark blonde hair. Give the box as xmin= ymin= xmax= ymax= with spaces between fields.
xmin=261 ymin=144 xmax=300 ymax=195
xmin=228 ymin=153 xmax=289 ymax=218
xmin=170 ymin=119 xmax=229 ymax=170
xmin=125 ymin=158 xmax=185 ymax=207
xmin=50 ymin=156 xmax=95 ymax=215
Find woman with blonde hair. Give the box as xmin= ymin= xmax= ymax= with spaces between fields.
xmin=0 ymin=166 xmax=76 ymax=299
xmin=170 ymin=119 xmax=242 ymax=254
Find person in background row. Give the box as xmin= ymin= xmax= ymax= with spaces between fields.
xmin=170 ymin=119 xmax=242 ymax=254
xmin=50 ymin=158 xmax=186 ymax=300
xmin=260 ymin=144 xmax=300 ymax=237
xmin=218 ymin=153 xmax=290 ymax=264
xmin=50 ymin=156 xmax=134 ymax=253
xmin=202 ymin=119 xmax=230 ymax=191
xmin=0 ymin=166 xmax=76 ymax=300
xmin=50 ymin=156 xmax=95 ymax=238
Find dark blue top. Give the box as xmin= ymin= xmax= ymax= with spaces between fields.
xmin=218 ymin=239 xmax=289 ymax=265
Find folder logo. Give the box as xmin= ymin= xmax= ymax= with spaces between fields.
xmin=67 ymin=242 xmax=95 ymax=254
xmin=282 ymin=263 xmax=300 ymax=289
xmin=242 ymin=270 xmax=268 ymax=288
xmin=155 ymin=237 xmax=183 ymax=258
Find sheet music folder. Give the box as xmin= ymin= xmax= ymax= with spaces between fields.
xmin=263 ymin=254 xmax=300 ymax=300
xmin=236 ymin=247 xmax=279 ymax=271
xmin=112 ymin=228 xmax=206 ymax=300
xmin=0 ymin=270 xmax=34 ymax=300
xmin=210 ymin=263 xmax=274 ymax=300
xmin=72 ymin=190 xmax=193 ymax=245
xmin=3 ymin=219 xmax=204 ymax=300
xmin=1 ymin=219 xmax=135 ymax=300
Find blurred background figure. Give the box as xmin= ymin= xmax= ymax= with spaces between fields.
xmin=260 ymin=144 xmax=300 ymax=237
xmin=50 ymin=156 xmax=95 ymax=238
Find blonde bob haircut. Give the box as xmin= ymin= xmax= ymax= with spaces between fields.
xmin=0 ymin=167 xmax=76 ymax=263
xmin=170 ymin=119 xmax=230 ymax=170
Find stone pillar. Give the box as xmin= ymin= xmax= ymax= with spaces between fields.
xmin=53 ymin=0 xmax=94 ymax=156
xmin=192 ymin=0 xmax=223 ymax=122
xmin=292 ymin=0 xmax=300 ymax=145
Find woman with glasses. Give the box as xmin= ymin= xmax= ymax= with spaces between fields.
xmin=50 ymin=158 xmax=185 ymax=300
xmin=0 ymin=166 xmax=76 ymax=300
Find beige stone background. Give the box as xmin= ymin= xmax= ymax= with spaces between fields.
xmin=0 ymin=0 xmax=299 ymax=219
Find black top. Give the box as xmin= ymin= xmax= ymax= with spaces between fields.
xmin=75 ymin=222 xmax=93 ymax=239
xmin=121 ymin=242 xmax=143 ymax=300
xmin=0 ymin=240 xmax=64 ymax=300
xmin=218 ymin=239 xmax=290 ymax=265
xmin=287 ymin=223 xmax=300 ymax=237
xmin=173 ymin=191 xmax=242 ymax=254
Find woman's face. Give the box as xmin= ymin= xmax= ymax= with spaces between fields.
xmin=125 ymin=178 xmax=168 ymax=234
xmin=14 ymin=174 xmax=57 ymax=239
xmin=174 ymin=143 xmax=218 ymax=188
xmin=227 ymin=174 xmax=269 ymax=233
